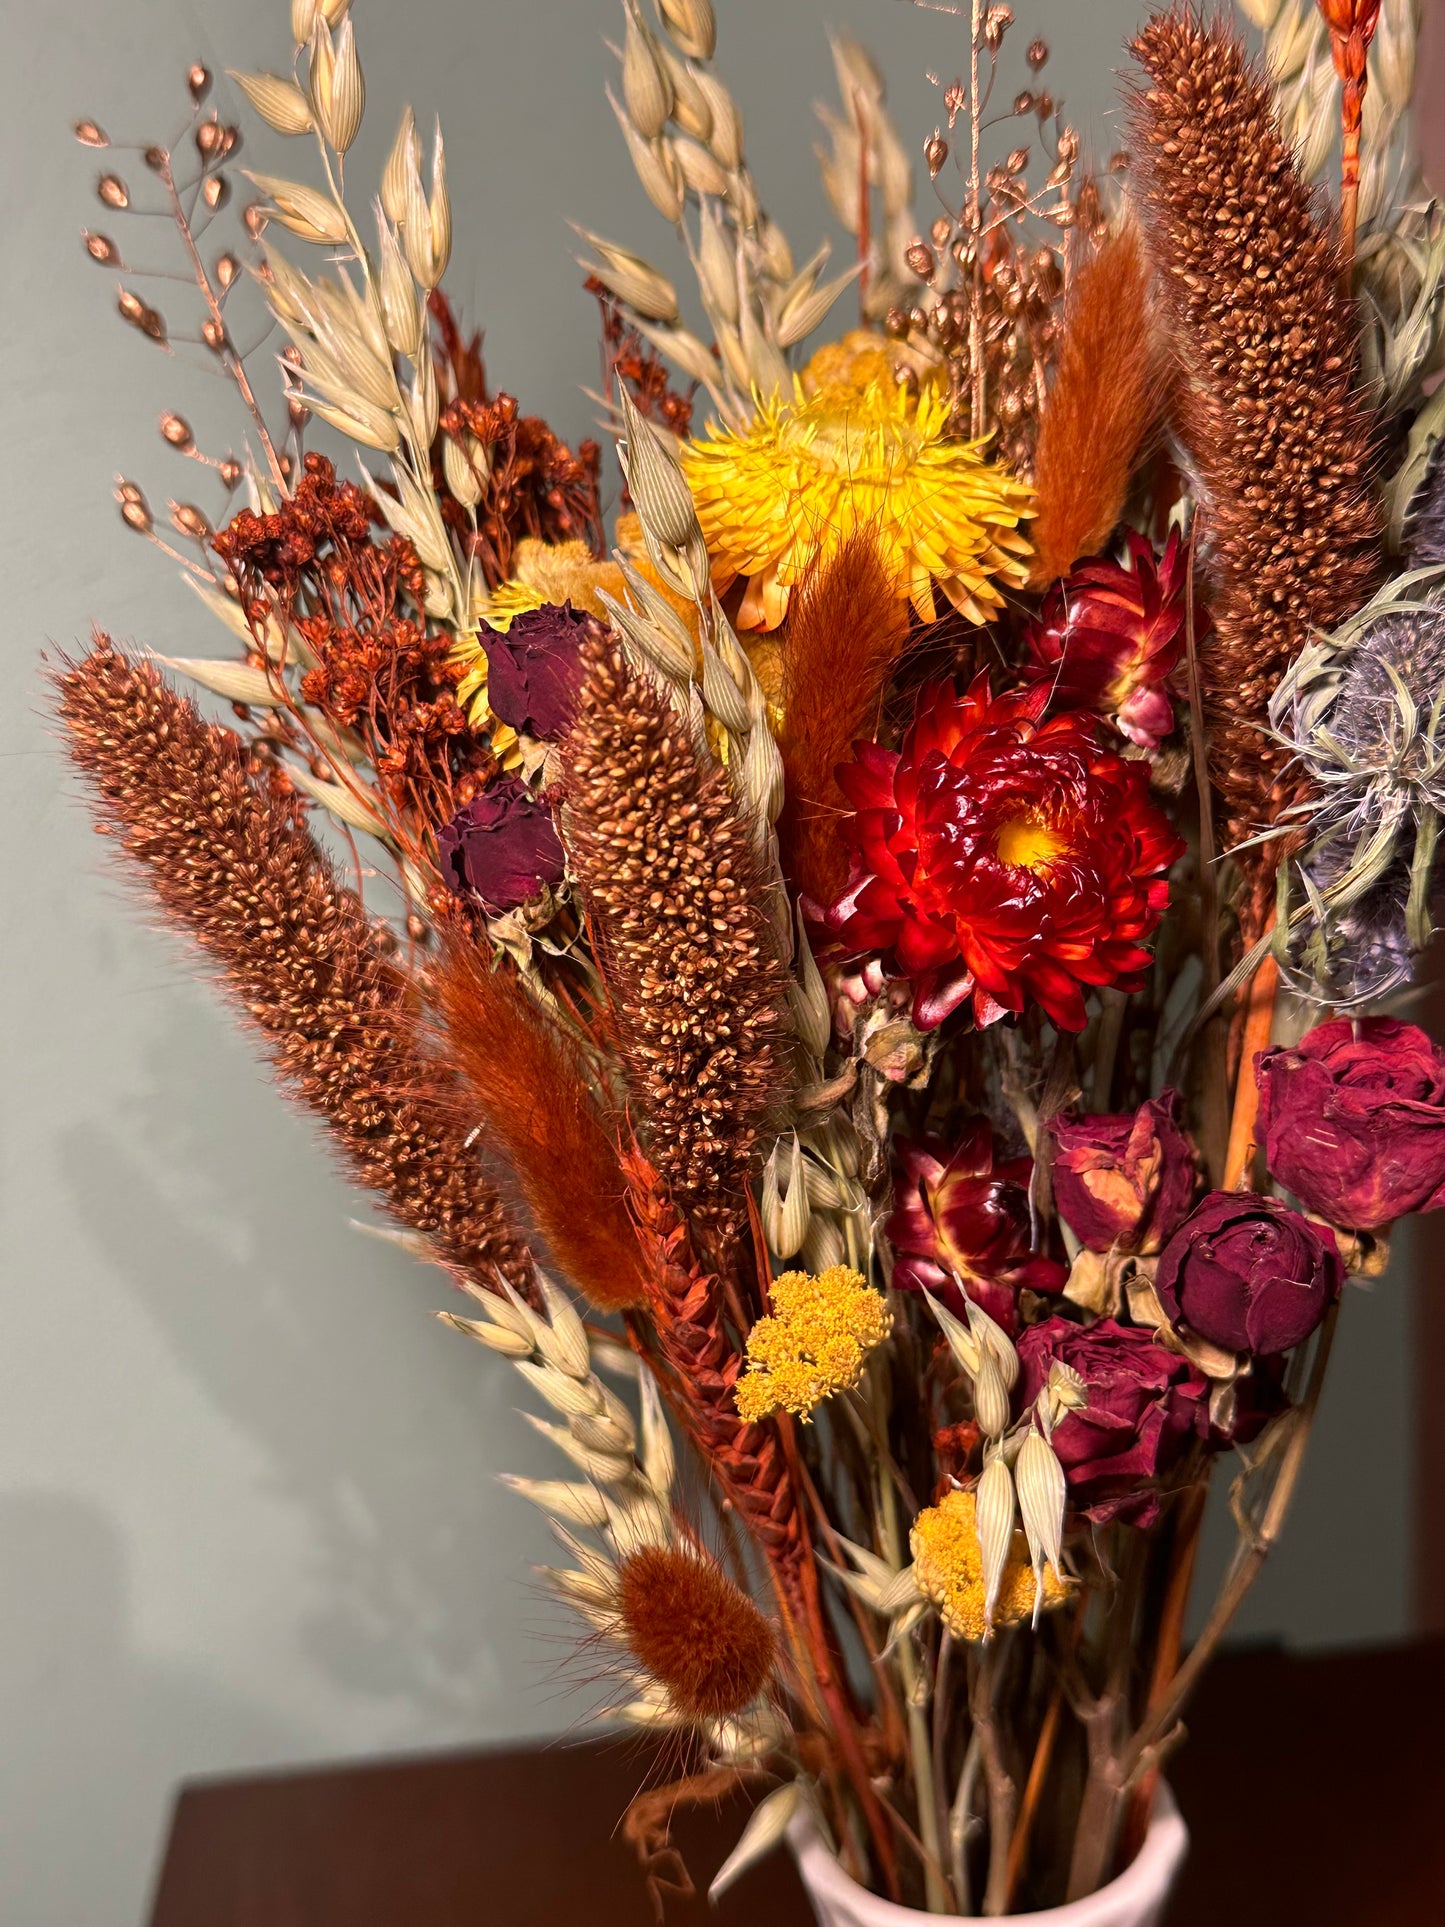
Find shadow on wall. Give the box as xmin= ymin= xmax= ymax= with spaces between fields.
xmin=55 ymin=990 xmax=600 ymax=1739
xmin=0 ymin=1489 xmax=304 ymax=1927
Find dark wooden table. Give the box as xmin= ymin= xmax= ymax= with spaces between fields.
xmin=148 ymin=1640 xmax=1443 ymax=1925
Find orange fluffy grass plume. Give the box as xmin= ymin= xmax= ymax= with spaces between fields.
xmin=433 ymin=936 xmax=650 ymax=1311
xmin=618 ymin=1545 xmax=775 ymax=1721
xmin=1027 ymin=224 xmax=1161 ymax=589
xmin=778 ymin=533 xmax=912 ymax=906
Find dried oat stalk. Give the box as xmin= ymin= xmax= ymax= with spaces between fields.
xmin=54 ymin=638 xmax=531 ymax=1292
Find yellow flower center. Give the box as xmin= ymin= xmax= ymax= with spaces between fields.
xmin=910 ymin=1490 xmax=1071 ymax=1644
xmin=995 ymin=815 xmax=1067 ymax=872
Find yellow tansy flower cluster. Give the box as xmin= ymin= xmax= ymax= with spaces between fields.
xmin=734 ymin=1266 xmax=892 ymax=1424
xmin=910 ymin=1490 xmax=1071 ymax=1645
xmin=682 ymin=375 xmax=1035 ymax=631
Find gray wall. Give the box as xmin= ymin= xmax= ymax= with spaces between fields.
xmin=0 ymin=1 xmax=1415 ymax=1923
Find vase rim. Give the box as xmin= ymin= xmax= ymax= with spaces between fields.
xmin=787 ymin=1783 xmax=1188 ymax=1924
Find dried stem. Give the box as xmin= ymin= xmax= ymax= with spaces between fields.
xmin=1223 ymin=947 xmax=1278 ymax=1190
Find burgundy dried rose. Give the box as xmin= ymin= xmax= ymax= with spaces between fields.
xmin=1049 ymin=1089 xmax=1197 ymax=1254
xmin=1017 ymin=1316 xmax=1209 ymax=1524
xmin=482 ymin=601 xmax=600 ymax=738
xmin=1256 ymin=1016 xmax=1445 ymax=1230
xmin=1155 ymin=1192 xmax=1342 ymax=1357
xmin=437 ymin=777 xmax=565 ymax=915
xmin=887 ymin=1123 xmax=1065 ymax=1334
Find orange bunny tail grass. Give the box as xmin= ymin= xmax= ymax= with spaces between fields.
xmin=1129 ymin=11 xmax=1381 ymax=907
xmin=778 ymin=534 xmax=912 ymax=907
xmin=617 ymin=1545 xmax=775 ymax=1722
xmin=562 ymin=629 xmax=791 ymax=1255
xmin=1028 ymin=223 xmax=1162 ymax=590
xmin=432 ymin=937 xmax=650 ymax=1312
xmin=53 ymin=638 xmax=533 ymax=1294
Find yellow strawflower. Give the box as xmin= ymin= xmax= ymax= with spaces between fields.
xmin=682 ymin=374 xmax=1035 ymax=631
xmin=910 ymin=1489 xmax=1070 ymax=1645
xmin=734 ymin=1266 xmax=892 ymax=1424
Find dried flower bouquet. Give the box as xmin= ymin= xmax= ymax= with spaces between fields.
xmin=55 ymin=0 xmax=1445 ymax=1914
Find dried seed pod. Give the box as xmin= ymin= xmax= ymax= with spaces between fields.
xmin=115 ymin=480 xmax=152 ymax=533
xmin=188 ymin=63 xmax=212 ymax=102
xmin=380 ymin=106 xmax=419 ymax=228
xmin=695 ymin=70 xmax=742 ymax=169
xmin=159 ymin=412 xmax=193 ymax=449
xmin=201 ymin=316 xmax=228 ymax=352
xmin=925 ymin=132 xmax=947 ymax=175
xmin=242 ymin=171 xmax=348 ymax=245
xmin=203 ymin=176 xmax=229 ymax=211
xmin=82 ymin=230 xmax=120 ymax=265
xmin=672 ymin=132 xmax=731 ymax=199
xmin=622 ymin=0 xmax=672 ymax=139
xmin=1027 ymin=35 xmax=1048 ymax=68
xmin=291 ymin=0 xmax=319 ymax=41
xmin=607 ymin=90 xmax=686 ymax=222
xmin=575 ymin=228 xmax=680 ymax=321
xmin=905 ymin=240 xmax=936 ymax=279
xmin=661 ymin=45 xmax=711 ymax=140
xmin=218 ymin=458 xmax=243 ymax=489
xmin=170 ymin=501 xmax=213 ymax=540
xmin=97 ymin=175 xmax=129 ymax=210
xmin=75 ymin=119 xmax=108 ymax=147
xmin=975 ymin=1453 xmax=1016 ymax=1633
xmin=1015 ymin=1425 xmax=1066 ymax=1622
xmin=375 ymin=208 xmax=424 ymax=356
xmin=227 ymin=70 xmax=314 ymax=136
xmin=657 ymin=0 xmax=717 ymax=62
xmin=117 ymin=290 xmax=166 ymax=342
xmin=695 ymin=204 xmax=739 ymax=324
xmin=214 ymin=253 xmax=240 ymax=290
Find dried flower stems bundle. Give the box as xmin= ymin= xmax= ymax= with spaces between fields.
xmin=562 ymin=629 xmax=791 ymax=1252
xmin=1027 ymin=224 xmax=1162 ymax=588
xmin=55 ymin=640 xmax=531 ymax=1291
xmin=777 ymin=535 xmax=911 ymax=906
xmin=432 ymin=937 xmax=650 ymax=1310
xmin=1129 ymin=11 xmax=1381 ymax=893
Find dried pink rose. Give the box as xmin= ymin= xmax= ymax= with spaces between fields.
xmin=1016 ymin=1315 xmax=1209 ymax=1525
xmin=1048 ymin=1089 xmax=1197 ymax=1253
xmin=1154 ymin=1191 xmax=1342 ymax=1357
xmin=1256 ymin=1016 xmax=1445 ymax=1230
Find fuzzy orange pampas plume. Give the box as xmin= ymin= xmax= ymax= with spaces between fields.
xmin=1129 ymin=12 xmax=1381 ymax=880
xmin=1028 ymin=225 xmax=1161 ymax=589
xmin=778 ymin=534 xmax=913 ymax=908
xmin=432 ymin=938 xmax=649 ymax=1311
xmin=617 ymin=1544 xmax=775 ymax=1721
xmin=54 ymin=639 xmax=532 ymax=1292
xmin=562 ymin=631 xmax=790 ymax=1252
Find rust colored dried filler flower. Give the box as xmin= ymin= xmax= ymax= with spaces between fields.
xmin=1129 ymin=12 xmax=1380 ymax=890
xmin=562 ymin=631 xmax=790 ymax=1252
xmin=54 ymin=640 xmax=532 ymax=1294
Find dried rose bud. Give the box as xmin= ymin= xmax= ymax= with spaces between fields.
xmin=1155 ymin=1194 xmax=1342 ymax=1357
xmin=97 ymin=174 xmax=129 ymax=209
xmin=1049 ymin=1090 xmax=1197 ymax=1255
xmin=1017 ymin=1318 xmax=1209 ymax=1525
xmin=1257 ymin=1017 xmax=1445 ymax=1230
xmin=82 ymin=230 xmax=120 ymax=265
xmin=159 ymin=413 xmax=193 ymax=449
xmin=437 ymin=778 xmax=566 ymax=916
xmin=482 ymin=603 xmax=599 ymax=739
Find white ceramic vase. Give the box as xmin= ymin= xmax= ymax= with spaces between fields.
xmin=787 ymin=1787 xmax=1188 ymax=1927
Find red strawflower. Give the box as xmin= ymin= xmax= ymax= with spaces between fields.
xmin=1020 ymin=530 xmax=1190 ymax=750
xmin=886 ymin=1124 xmax=1065 ymax=1333
xmin=827 ymin=672 xmax=1184 ymax=1031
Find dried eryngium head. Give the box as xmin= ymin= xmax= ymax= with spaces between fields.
xmin=617 ymin=1545 xmax=774 ymax=1721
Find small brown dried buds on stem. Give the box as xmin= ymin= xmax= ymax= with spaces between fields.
xmin=1129 ymin=11 xmax=1381 ymax=919
xmin=53 ymin=641 xmax=532 ymax=1294
xmin=562 ymin=630 xmax=790 ymax=1256
xmin=1316 ymin=0 xmax=1383 ymax=265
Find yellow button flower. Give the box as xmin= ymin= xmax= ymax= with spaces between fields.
xmin=734 ymin=1266 xmax=892 ymax=1423
xmin=910 ymin=1489 xmax=1070 ymax=1645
